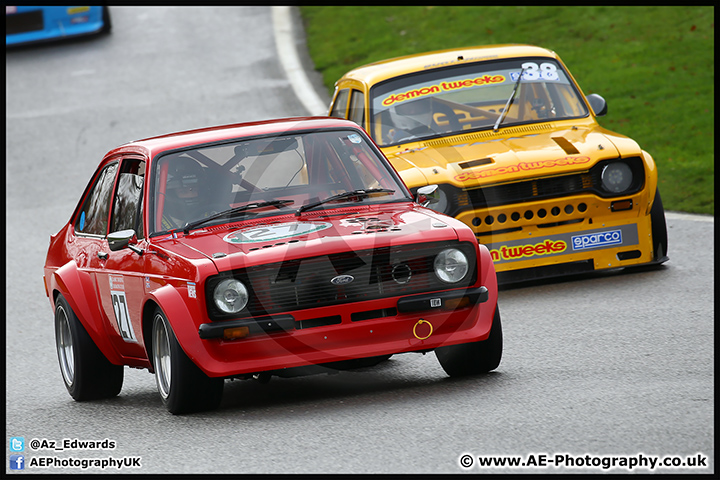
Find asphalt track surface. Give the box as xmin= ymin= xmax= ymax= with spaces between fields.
xmin=6 ymin=7 xmax=714 ymax=474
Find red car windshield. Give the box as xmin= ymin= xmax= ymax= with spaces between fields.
xmin=150 ymin=129 xmax=409 ymax=234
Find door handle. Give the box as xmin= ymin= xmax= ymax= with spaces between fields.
xmin=98 ymin=251 xmax=109 ymax=260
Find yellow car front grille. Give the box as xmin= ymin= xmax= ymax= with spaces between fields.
xmin=471 ymin=199 xmax=589 ymax=236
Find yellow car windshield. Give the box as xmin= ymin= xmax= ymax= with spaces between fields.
xmin=370 ymin=58 xmax=589 ymax=146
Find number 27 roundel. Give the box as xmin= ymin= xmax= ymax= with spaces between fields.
xmin=224 ymin=222 xmax=332 ymax=244
xmin=109 ymin=275 xmax=137 ymax=342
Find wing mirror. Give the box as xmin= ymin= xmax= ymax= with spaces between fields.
xmin=108 ymin=229 xmax=143 ymax=255
xmin=586 ymin=93 xmax=608 ymax=117
xmin=416 ymin=184 xmax=440 ymax=207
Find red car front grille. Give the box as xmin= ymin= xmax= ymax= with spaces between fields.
xmin=207 ymin=241 xmax=477 ymax=320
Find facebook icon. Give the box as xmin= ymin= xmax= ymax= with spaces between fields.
xmin=10 ymin=455 xmax=25 ymax=470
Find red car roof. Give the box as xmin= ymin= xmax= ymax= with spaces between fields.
xmin=106 ymin=116 xmax=359 ymax=159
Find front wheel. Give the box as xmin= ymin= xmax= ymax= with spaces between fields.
xmin=151 ymin=308 xmax=223 ymax=414
xmin=54 ymin=294 xmax=123 ymax=400
xmin=435 ymin=305 xmax=503 ymax=377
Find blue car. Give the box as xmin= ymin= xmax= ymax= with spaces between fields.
xmin=6 ymin=6 xmax=110 ymax=46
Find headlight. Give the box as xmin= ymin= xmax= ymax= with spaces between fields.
xmin=213 ymin=279 xmax=249 ymax=314
xmin=434 ymin=248 xmax=469 ymax=283
xmin=601 ymin=162 xmax=633 ymax=193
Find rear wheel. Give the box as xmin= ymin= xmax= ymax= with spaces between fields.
xmin=100 ymin=6 xmax=112 ymax=33
xmin=650 ymin=187 xmax=669 ymax=263
xmin=54 ymin=294 xmax=123 ymax=400
xmin=435 ymin=305 xmax=503 ymax=377
xmin=151 ymin=308 xmax=223 ymax=414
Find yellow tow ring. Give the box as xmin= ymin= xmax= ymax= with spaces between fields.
xmin=413 ymin=319 xmax=433 ymax=340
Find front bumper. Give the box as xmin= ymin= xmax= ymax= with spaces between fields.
xmin=199 ymin=286 xmax=489 ymax=339
xmin=6 ymin=7 xmax=106 ymax=46
xmin=455 ymin=191 xmax=659 ymax=283
xmin=193 ymin=285 xmax=495 ymax=377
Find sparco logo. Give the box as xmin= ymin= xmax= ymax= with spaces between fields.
xmin=330 ymin=275 xmax=355 ymax=285
xmin=572 ymin=230 xmax=622 ymax=251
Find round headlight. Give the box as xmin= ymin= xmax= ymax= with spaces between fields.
xmin=601 ymin=162 xmax=633 ymax=193
xmin=434 ymin=248 xmax=469 ymax=283
xmin=213 ymin=279 xmax=249 ymax=314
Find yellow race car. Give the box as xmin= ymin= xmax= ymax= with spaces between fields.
xmin=329 ymin=44 xmax=668 ymax=284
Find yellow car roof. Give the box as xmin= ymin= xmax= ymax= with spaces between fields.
xmin=336 ymin=44 xmax=559 ymax=87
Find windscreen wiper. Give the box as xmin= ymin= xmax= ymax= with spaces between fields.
xmin=295 ymin=189 xmax=395 ymax=216
xmin=182 ymin=199 xmax=294 ymax=234
xmin=493 ymin=67 xmax=526 ymax=132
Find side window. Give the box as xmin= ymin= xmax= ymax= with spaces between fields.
xmin=330 ymin=88 xmax=350 ymax=118
xmin=75 ymin=162 xmax=118 ymax=236
xmin=348 ymin=90 xmax=365 ymax=127
xmin=110 ymin=159 xmax=146 ymax=238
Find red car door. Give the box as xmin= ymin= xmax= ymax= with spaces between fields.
xmin=92 ymin=157 xmax=148 ymax=360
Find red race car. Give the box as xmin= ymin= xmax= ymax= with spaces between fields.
xmin=43 ymin=117 xmax=501 ymax=414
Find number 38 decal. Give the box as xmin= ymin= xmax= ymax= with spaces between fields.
xmin=512 ymin=62 xmax=560 ymax=81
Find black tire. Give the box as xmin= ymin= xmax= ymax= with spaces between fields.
xmin=650 ymin=187 xmax=669 ymax=263
xmin=54 ymin=294 xmax=123 ymax=400
xmin=151 ymin=308 xmax=223 ymax=414
xmin=435 ymin=305 xmax=503 ymax=377
xmin=100 ymin=6 xmax=112 ymax=34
